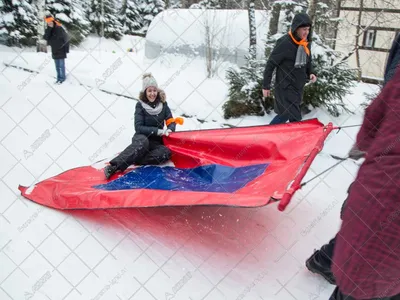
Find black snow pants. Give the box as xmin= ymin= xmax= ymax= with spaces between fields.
xmin=109 ymin=134 xmax=171 ymax=171
xmin=271 ymin=85 xmax=303 ymax=124
xmin=306 ymin=183 xmax=353 ymax=281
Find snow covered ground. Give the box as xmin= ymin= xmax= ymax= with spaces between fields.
xmin=0 ymin=34 xmax=380 ymax=300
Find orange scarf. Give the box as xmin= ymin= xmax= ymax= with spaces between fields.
xmin=45 ymin=16 xmax=62 ymax=27
xmin=288 ymin=31 xmax=310 ymax=56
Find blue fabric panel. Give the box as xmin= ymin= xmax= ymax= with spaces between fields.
xmin=93 ymin=163 xmax=269 ymax=193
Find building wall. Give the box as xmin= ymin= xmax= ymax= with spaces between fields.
xmin=334 ymin=0 xmax=400 ymax=82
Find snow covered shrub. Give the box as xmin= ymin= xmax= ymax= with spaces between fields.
xmin=119 ymin=0 xmax=143 ymax=35
xmin=89 ymin=0 xmax=124 ymax=40
xmin=136 ymin=0 xmax=165 ymax=35
xmin=360 ymin=86 xmax=382 ymax=108
xmin=223 ymin=57 xmax=270 ymax=119
xmin=0 ymin=0 xmax=38 ymax=46
xmin=302 ymin=42 xmax=358 ymax=117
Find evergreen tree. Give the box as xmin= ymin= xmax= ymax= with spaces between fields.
xmin=313 ymin=1 xmax=340 ymax=48
xmin=0 ymin=0 xmax=38 ymax=46
xmin=301 ymin=37 xmax=357 ymax=116
xmin=68 ymin=0 xmax=91 ymax=44
xmin=120 ymin=0 xmax=142 ymax=35
xmin=223 ymin=1 xmax=357 ymax=119
xmin=46 ymin=0 xmax=91 ymax=45
xmin=190 ymin=0 xmax=221 ymax=9
xmin=89 ymin=0 xmax=124 ymax=40
xmin=137 ymin=0 xmax=165 ymax=34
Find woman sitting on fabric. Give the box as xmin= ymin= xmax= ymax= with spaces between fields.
xmin=104 ymin=73 xmax=176 ymax=180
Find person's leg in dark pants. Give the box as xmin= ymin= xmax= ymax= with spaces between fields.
xmin=306 ymin=183 xmax=354 ymax=284
xmin=286 ymin=87 xmax=302 ymax=122
xmin=104 ymin=134 xmax=150 ymax=179
xmin=270 ymin=86 xmax=303 ymax=124
xmin=54 ymin=59 xmax=61 ymax=82
xmin=59 ymin=58 xmax=66 ymax=82
xmin=306 ymin=237 xmax=337 ymax=284
xmin=137 ymin=139 xmax=172 ymax=165
xmin=270 ymin=114 xmax=290 ymax=124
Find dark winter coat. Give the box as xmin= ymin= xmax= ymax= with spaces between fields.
xmin=383 ymin=32 xmax=400 ymax=85
xmin=263 ymin=13 xmax=313 ymax=118
xmin=332 ymin=70 xmax=400 ymax=299
xmin=43 ymin=25 xmax=70 ymax=60
xmin=134 ymin=89 xmax=176 ymax=143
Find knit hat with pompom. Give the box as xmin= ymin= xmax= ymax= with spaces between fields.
xmin=141 ymin=72 xmax=158 ymax=93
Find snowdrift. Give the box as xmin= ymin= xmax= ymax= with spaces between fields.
xmin=18 ymin=119 xmax=334 ymax=211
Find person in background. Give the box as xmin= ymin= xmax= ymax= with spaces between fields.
xmin=43 ymin=15 xmax=69 ymax=84
xmin=262 ymin=12 xmax=317 ymax=125
xmin=329 ymin=65 xmax=400 ymax=300
xmin=305 ymin=32 xmax=400 ymax=299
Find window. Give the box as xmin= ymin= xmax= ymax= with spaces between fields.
xmin=363 ymin=29 xmax=376 ymax=48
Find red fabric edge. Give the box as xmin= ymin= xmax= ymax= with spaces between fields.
xmin=277 ymin=122 xmax=334 ymax=211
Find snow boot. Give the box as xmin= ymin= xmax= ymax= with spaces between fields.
xmin=305 ymin=250 xmax=336 ymax=284
xmin=104 ymin=164 xmax=118 ymax=180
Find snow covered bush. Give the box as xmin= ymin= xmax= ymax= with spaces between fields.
xmin=0 ymin=0 xmax=38 ymax=46
xmin=223 ymin=57 xmax=269 ymax=119
xmin=190 ymin=0 xmax=221 ymax=9
xmin=46 ymin=0 xmax=91 ymax=45
xmin=302 ymin=46 xmax=357 ymax=117
xmin=136 ymin=0 xmax=165 ymax=35
xmin=119 ymin=0 xmax=143 ymax=35
xmin=89 ymin=0 xmax=124 ymax=40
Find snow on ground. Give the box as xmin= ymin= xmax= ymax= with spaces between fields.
xmin=0 ymin=34 xmax=381 ymax=300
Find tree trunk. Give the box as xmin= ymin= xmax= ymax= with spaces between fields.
xmin=35 ymin=0 xmax=47 ymax=52
xmin=264 ymin=1 xmax=280 ymax=58
xmin=248 ymin=0 xmax=257 ymax=63
xmin=268 ymin=1 xmax=280 ymax=37
xmin=332 ymin=0 xmax=341 ymax=49
xmin=355 ymin=0 xmax=364 ymax=80
xmin=204 ymin=12 xmax=213 ymax=78
xmin=307 ymin=0 xmax=317 ymax=26
xmin=307 ymin=0 xmax=317 ymax=47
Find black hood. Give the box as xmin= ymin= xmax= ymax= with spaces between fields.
xmin=290 ymin=13 xmax=312 ymax=35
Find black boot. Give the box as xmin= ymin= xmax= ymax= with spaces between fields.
xmin=305 ymin=249 xmax=336 ymax=284
xmin=104 ymin=165 xmax=118 ymax=180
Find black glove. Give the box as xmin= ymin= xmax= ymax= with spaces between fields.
xmin=348 ymin=144 xmax=366 ymax=160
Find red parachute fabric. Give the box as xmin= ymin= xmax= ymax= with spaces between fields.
xmin=18 ymin=118 xmax=333 ymax=211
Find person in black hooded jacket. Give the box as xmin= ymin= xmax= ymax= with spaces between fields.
xmin=104 ymin=73 xmax=176 ymax=180
xmin=43 ymin=15 xmax=70 ymax=84
xmin=263 ymin=13 xmax=317 ymax=124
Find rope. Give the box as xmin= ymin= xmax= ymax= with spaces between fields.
xmin=300 ymin=158 xmax=348 ymax=187
xmin=333 ymin=124 xmax=362 ymax=133
xmin=298 ymin=124 xmax=361 ymax=187
xmin=337 ymin=124 xmax=362 ymax=129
